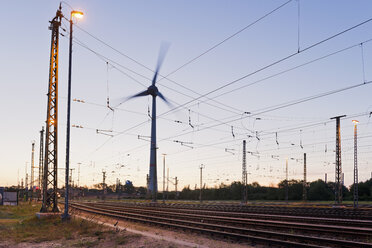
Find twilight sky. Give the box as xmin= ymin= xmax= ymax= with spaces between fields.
xmin=1 ymin=0 xmax=372 ymax=190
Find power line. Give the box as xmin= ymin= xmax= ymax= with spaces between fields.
xmin=70 ymin=35 xmax=256 ymax=130
xmin=154 ymin=0 xmax=293 ymax=83
xmin=68 ymin=15 xmax=372 ymax=166
xmin=69 ymin=16 xmax=372 ymax=146
xmin=157 ymin=17 xmax=372 ymax=115
xmin=73 ymin=0 xmax=293 ymax=108
xmin=157 ymin=81 xmax=372 ymax=142
xmin=190 ymin=38 xmax=372 ymax=108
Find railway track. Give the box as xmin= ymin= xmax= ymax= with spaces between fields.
xmin=70 ymin=201 xmax=372 ymax=247
xmin=87 ymin=201 xmax=372 ymax=228
xmin=136 ymin=202 xmax=372 ymax=220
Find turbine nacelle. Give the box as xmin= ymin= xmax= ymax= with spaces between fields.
xmin=147 ymin=85 xmax=159 ymax=97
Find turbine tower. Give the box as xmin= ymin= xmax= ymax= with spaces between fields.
xmin=125 ymin=47 xmax=170 ymax=202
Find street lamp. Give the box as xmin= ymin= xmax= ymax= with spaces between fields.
xmin=352 ymin=120 xmax=359 ymax=208
xmin=62 ymin=9 xmax=84 ymax=221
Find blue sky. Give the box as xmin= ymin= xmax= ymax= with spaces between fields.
xmin=1 ymin=0 xmax=372 ymax=189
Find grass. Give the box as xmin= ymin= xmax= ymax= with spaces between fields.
xmin=0 ymin=202 xmax=114 ymax=244
xmin=0 ymin=202 xmax=150 ymax=247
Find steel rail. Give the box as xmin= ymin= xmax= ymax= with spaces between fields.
xmin=71 ymin=202 xmax=372 ymax=248
xmin=93 ymin=201 xmax=372 ymax=219
xmin=87 ymin=201 xmax=372 ymax=228
xmin=84 ymin=202 xmax=372 ymax=238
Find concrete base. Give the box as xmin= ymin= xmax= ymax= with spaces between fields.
xmin=35 ymin=212 xmax=60 ymax=219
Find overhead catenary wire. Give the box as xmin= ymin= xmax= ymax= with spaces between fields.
xmin=72 ymin=36 xmax=372 ymax=148
xmin=74 ymin=19 xmax=371 ymax=150
xmin=189 ymin=37 xmax=372 ymax=108
xmin=70 ymin=35 xmax=257 ymax=130
xmin=62 ymin=8 xmax=372 ymax=188
xmin=69 ymin=16 xmax=372 ymax=150
xmin=73 ymin=0 xmax=293 ymax=112
xmin=157 ymin=17 xmax=372 ymax=116
xmin=156 ymin=81 xmax=372 ymax=142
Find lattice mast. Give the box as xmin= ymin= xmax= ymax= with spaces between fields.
xmin=303 ymin=153 xmax=307 ymax=201
xmin=41 ymin=5 xmax=62 ymax=213
xmin=102 ymin=171 xmax=107 ymax=198
xmin=242 ymin=140 xmax=247 ymax=203
xmin=38 ymin=127 xmax=44 ymax=191
xmin=31 ymin=141 xmax=35 ymax=188
xmin=353 ymin=121 xmax=358 ymax=208
xmin=331 ymin=115 xmax=346 ymax=205
xmin=285 ymin=159 xmax=288 ymax=202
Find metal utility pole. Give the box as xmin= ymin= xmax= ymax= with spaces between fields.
xmin=330 ymin=115 xmax=346 ymax=205
xmin=285 ymin=159 xmax=288 ymax=203
xmin=31 ymin=141 xmax=35 ymax=189
xmin=167 ymin=167 xmax=169 ymax=200
xmin=342 ymin=173 xmax=345 ymax=187
xmin=116 ymin=178 xmax=120 ymax=192
xmin=146 ymin=174 xmax=150 ymax=198
xmin=25 ymin=162 xmax=29 ymax=201
xmin=325 ymin=173 xmax=327 ymax=183
xmin=69 ymin=169 xmax=74 ymax=185
xmin=242 ymin=140 xmax=247 ymax=203
xmin=39 ymin=127 xmax=44 ymax=192
xmin=77 ymin=163 xmax=81 ymax=188
xmin=353 ymin=120 xmax=359 ymax=208
xmin=69 ymin=168 xmax=75 ymax=200
xmin=162 ymin=153 xmax=166 ymax=203
xmin=102 ymin=171 xmax=106 ymax=199
xmin=25 ymin=162 xmax=28 ymax=189
xmin=303 ymin=153 xmax=307 ymax=201
xmin=41 ymin=5 xmax=62 ymax=213
xmin=199 ymin=164 xmax=205 ymax=204
xmin=62 ymin=9 xmax=84 ymax=220
xmin=175 ymin=177 xmax=178 ymax=200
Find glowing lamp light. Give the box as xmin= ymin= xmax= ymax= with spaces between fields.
xmin=71 ymin=11 xmax=84 ymax=19
xmin=352 ymin=120 xmax=359 ymax=125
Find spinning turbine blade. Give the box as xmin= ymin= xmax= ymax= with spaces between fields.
xmin=158 ymin=91 xmax=173 ymax=108
xmin=115 ymin=90 xmax=149 ymax=107
xmin=152 ymin=43 xmax=170 ymax=86
xmin=129 ymin=90 xmax=150 ymax=99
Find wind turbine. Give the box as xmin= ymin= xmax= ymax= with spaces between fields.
xmin=125 ymin=47 xmax=170 ymax=202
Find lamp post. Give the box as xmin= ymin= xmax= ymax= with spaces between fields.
xmin=352 ymin=120 xmax=359 ymax=208
xmin=62 ymin=10 xmax=83 ymax=221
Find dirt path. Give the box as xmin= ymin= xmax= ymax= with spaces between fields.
xmin=73 ymin=210 xmax=254 ymax=248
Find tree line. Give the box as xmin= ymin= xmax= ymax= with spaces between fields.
xmin=177 ymin=178 xmax=372 ymax=201
xmin=6 ymin=178 xmax=372 ymax=202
